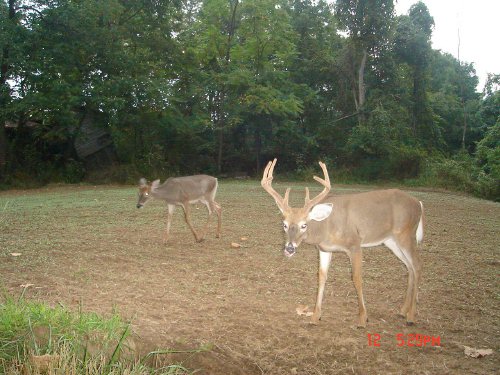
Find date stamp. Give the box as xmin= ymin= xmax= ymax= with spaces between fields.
xmin=367 ymin=333 xmax=441 ymax=347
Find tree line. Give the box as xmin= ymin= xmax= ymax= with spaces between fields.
xmin=0 ymin=0 xmax=498 ymax=200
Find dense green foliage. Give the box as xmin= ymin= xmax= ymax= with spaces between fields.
xmin=0 ymin=0 xmax=498 ymax=200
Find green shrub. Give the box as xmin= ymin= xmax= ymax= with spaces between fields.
xmin=416 ymin=152 xmax=499 ymax=201
xmin=423 ymin=156 xmax=476 ymax=192
xmin=475 ymin=171 xmax=500 ymax=202
xmin=62 ymin=160 xmax=86 ymax=183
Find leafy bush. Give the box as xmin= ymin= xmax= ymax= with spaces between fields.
xmin=416 ymin=150 xmax=499 ymax=201
xmin=62 ymin=159 xmax=86 ymax=183
xmin=387 ymin=145 xmax=426 ymax=179
xmin=424 ymin=153 xmax=475 ymax=191
xmin=474 ymin=123 xmax=500 ymax=200
xmin=344 ymin=105 xmax=425 ymax=181
xmin=475 ymin=171 xmax=500 ymax=201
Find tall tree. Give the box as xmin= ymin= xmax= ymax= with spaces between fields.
xmin=427 ymin=51 xmax=480 ymax=152
xmin=233 ymin=0 xmax=302 ymax=171
xmin=0 ymin=0 xmax=18 ymax=179
xmin=186 ymin=0 xmax=240 ymax=173
xmin=395 ymin=1 xmax=437 ymax=146
xmin=6 ymin=0 xmax=183 ymax=174
xmin=335 ymin=0 xmax=395 ymax=124
xmin=287 ymin=0 xmax=345 ymax=165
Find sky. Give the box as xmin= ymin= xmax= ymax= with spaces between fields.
xmin=394 ymin=0 xmax=500 ymax=91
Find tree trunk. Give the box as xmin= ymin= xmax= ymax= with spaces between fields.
xmin=0 ymin=115 xmax=6 ymax=178
xmin=0 ymin=0 xmax=17 ymax=178
xmin=357 ymin=49 xmax=367 ymax=125
xmin=458 ymin=28 xmax=467 ymax=150
xmin=254 ymin=125 xmax=262 ymax=173
xmin=411 ymin=72 xmax=419 ymax=136
xmin=461 ymin=99 xmax=467 ymax=150
xmin=217 ymin=95 xmax=224 ymax=173
xmin=215 ymin=1 xmax=239 ymax=174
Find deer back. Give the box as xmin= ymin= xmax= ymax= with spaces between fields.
xmin=305 ymin=189 xmax=422 ymax=247
xmin=153 ymin=175 xmax=218 ymax=204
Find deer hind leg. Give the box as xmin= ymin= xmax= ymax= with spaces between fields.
xmin=213 ymin=201 xmax=221 ymax=238
xmin=397 ymin=232 xmax=421 ymax=324
xmin=182 ymin=203 xmax=203 ymax=242
xmin=350 ymin=248 xmax=368 ymax=327
xmin=311 ymin=249 xmax=332 ymax=325
xmin=163 ymin=204 xmax=176 ymax=244
xmin=384 ymin=235 xmax=421 ymax=324
xmin=199 ymin=200 xmax=222 ymax=239
xmin=197 ymin=200 xmax=212 ymax=240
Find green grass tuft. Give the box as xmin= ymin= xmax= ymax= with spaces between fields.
xmin=0 ymin=293 xmax=198 ymax=374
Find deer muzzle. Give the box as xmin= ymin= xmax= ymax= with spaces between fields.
xmin=284 ymin=243 xmax=297 ymax=257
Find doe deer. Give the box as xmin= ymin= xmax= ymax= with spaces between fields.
xmin=261 ymin=158 xmax=424 ymax=327
xmin=137 ymin=175 xmax=221 ymax=243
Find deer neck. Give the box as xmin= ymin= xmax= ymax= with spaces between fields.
xmin=152 ymin=181 xmax=182 ymax=202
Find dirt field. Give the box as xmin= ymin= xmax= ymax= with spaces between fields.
xmin=0 ymin=181 xmax=498 ymax=374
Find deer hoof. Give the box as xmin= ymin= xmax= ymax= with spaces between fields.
xmin=357 ymin=318 xmax=368 ymax=328
xmin=310 ymin=315 xmax=321 ymax=325
xmin=406 ymin=321 xmax=415 ymax=326
xmin=399 ymin=307 xmax=409 ymax=317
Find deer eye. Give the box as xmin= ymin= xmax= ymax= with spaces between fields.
xmin=144 ymin=192 xmax=149 ymax=196
xmin=300 ymin=223 xmax=307 ymax=230
xmin=283 ymin=222 xmax=288 ymax=231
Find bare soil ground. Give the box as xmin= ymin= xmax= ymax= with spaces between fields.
xmin=0 ymin=181 xmax=498 ymax=374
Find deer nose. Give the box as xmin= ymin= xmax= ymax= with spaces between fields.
xmin=284 ymin=243 xmax=296 ymax=257
xmin=137 ymin=204 xmax=142 ymax=209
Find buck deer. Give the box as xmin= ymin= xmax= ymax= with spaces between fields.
xmin=261 ymin=159 xmax=424 ymax=327
xmin=137 ymin=175 xmax=221 ymax=243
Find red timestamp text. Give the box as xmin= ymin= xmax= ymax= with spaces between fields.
xmin=367 ymin=333 xmax=441 ymax=347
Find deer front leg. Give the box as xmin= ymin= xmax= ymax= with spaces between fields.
xmin=311 ymin=249 xmax=332 ymax=325
xmin=163 ymin=204 xmax=175 ymax=244
xmin=350 ymin=249 xmax=368 ymax=327
xmin=182 ymin=203 xmax=203 ymax=242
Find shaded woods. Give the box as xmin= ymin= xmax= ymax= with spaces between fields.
xmin=0 ymin=0 xmax=498 ymax=200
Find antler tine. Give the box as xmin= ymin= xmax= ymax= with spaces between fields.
xmin=284 ymin=188 xmax=291 ymax=207
xmin=261 ymin=158 xmax=290 ymax=211
xmin=304 ymin=161 xmax=331 ymax=209
xmin=261 ymin=158 xmax=276 ymax=187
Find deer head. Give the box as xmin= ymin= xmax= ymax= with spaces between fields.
xmin=261 ymin=158 xmax=332 ymax=257
xmin=137 ymin=178 xmax=160 ymax=208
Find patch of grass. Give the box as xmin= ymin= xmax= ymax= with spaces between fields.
xmin=0 ymin=292 xmax=198 ymax=374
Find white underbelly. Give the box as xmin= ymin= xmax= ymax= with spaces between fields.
xmin=361 ymin=238 xmax=389 ymax=248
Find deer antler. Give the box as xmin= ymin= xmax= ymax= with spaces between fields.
xmin=261 ymin=158 xmax=291 ymax=212
xmin=303 ymin=161 xmax=331 ymax=211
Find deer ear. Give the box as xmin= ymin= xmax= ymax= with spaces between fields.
xmin=139 ymin=178 xmax=147 ymax=187
xmin=308 ymin=203 xmax=333 ymax=222
xmin=151 ymin=179 xmax=161 ymax=190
